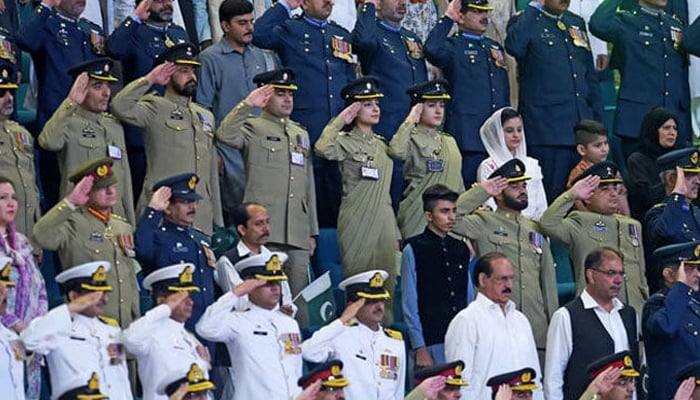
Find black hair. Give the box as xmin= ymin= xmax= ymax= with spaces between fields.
xmin=584 ymin=247 xmax=624 ymax=272
xmin=500 ymin=107 xmax=521 ymax=125
xmin=422 ymin=184 xmax=459 ymax=212
xmin=574 ymin=119 xmax=607 ymax=146
xmin=219 ymin=0 xmax=254 ymax=22
xmin=472 ymin=252 xmax=508 ymax=286
xmin=232 ymin=202 xmax=263 ymax=231
xmin=638 ymin=107 xmax=678 ymax=158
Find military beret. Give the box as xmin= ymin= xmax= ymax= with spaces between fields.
xmin=341 ymin=76 xmax=383 ymax=105
xmin=657 ymin=148 xmax=700 ymax=173
xmin=152 ymin=172 xmax=203 ymax=201
xmin=253 ymin=68 xmax=298 ymax=91
xmin=676 ymin=360 xmax=700 ymax=384
xmin=406 ymin=79 xmax=450 ymax=105
xmin=415 ymin=360 xmax=469 ymax=387
xmin=298 ymin=360 xmax=350 ymax=389
xmin=68 ymin=58 xmax=118 ymax=82
xmin=573 ymin=161 xmax=623 ymax=185
xmin=587 ymin=351 xmax=640 ymax=380
xmin=0 ymin=60 xmax=17 ymax=89
xmin=155 ymin=42 xmax=201 ymax=66
xmin=162 ymin=363 xmax=215 ymax=396
xmin=488 ymin=158 xmax=531 ymax=183
xmin=56 ymin=261 xmax=112 ymax=292
xmin=57 ymin=372 xmax=108 ymax=400
xmin=0 ymin=256 xmax=15 ymax=287
xmin=143 ymin=263 xmax=200 ymax=292
xmin=339 ymin=269 xmax=391 ymax=301
xmin=68 ymin=157 xmax=118 ymax=189
xmin=234 ymin=252 xmax=289 ymax=281
xmin=486 ymin=367 xmax=538 ymax=393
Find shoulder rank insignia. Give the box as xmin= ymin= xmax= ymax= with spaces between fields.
xmin=98 ymin=315 xmax=120 ymax=327
xmin=384 ymin=328 xmax=403 ymax=340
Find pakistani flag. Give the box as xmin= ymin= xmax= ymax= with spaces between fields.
xmin=299 ymin=271 xmax=336 ymax=326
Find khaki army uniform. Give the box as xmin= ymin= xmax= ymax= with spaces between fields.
xmin=539 ymin=189 xmax=649 ymax=314
xmin=388 ymin=120 xmax=464 ymax=239
xmin=32 ymin=200 xmax=140 ymax=327
xmin=0 ymin=120 xmax=40 ymax=237
xmin=216 ymin=102 xmax=319 ymax=310
xmin=39 ymin=99 xmax=136 ymax=224
xmin=110 ymin=77 xmax=223 ymax=235
xmin=454 ymin=185 xmax=558 ymax=352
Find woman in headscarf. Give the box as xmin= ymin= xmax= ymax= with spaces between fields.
xmin=315 ymin=77 xmax=400 ymax=322
xmin=0 ymin=176 xmax=48 ymax=400
xmin=389 ymin=79 xmax=465 ymax=239
xmin=627 ymin=107 xmax=679 ymax=220
xmin=476 ymin=107 xmax=547 ymax=220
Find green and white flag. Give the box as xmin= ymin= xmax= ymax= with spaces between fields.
xmin=298 ymin=271 xmax=336 ymax=326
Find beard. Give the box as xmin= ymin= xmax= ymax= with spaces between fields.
xmin=502 ymin=192 xmax=528 ymax=211
xmin=173 ymin=79 xmax=197 ymax=97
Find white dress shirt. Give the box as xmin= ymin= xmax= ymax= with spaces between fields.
xmin=445 ymin=292 xmax=543 ymax=400
xmin=0 ymin=323 xmax=24 ymax=400
xmin=196 ymin=292 xmax=302 ymax=400
xmin=302 ymin=319 xmax=406 ymax=400
xmin=21 ymin=305 xmax=132 ymax=400
xmin=122 ymin=304 xmax=210 ymax=400
xmin=543 ymin=290 xmax=632 ymax=400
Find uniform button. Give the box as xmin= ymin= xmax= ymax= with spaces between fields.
xmin=450 ymin=291 xmax=454 ymax=296
xmin=665 ymin=72 xmax=669 ymax=77
xmin=569 ymin=56 xmax=573 ymax=60
xmin=203 ymin=288 xmax=207 ymax=292
xmin=411 ymin=66 xmax=415 ymax=70
xmin=119 ymin=279 xmax=123 ymax=283
xmin=572 ymin=73 xmax=577 ymax=78
xmin=95 ymin=249 xmax=100 ymax=254
xmin=644 ymin=41 xmax=650 ymax=45
xmin=452 ymin=306 xmax=457 ymax=311
xmin=328 ymin=76 xmax=332 ymax=80
xmin=304 ymin=48 xmax=309 ymax=52
xmin=271 ymin=148 xmax=275 ymax=152
xmin=176 ymin=127 xmax=182 ymax=131
xmin=116 ymin=261 xmax=120 ymax=265
xmin=329 ymin=94 xmax=334 ymax=99
xmin=290 ymin=176 xmax=294 ymax=181
xmin=665 ymin=91 xmax=669 ymax=96
xmin=489 ymin=73 xmax=493 ymax=77
xmin=196 ymin=156 xmax=200 ymax=160
xmin=290 ymin=193 xmax=294 ymax=198
xmin=521 ymin=285 xmax=525 ymax=289
xmin=120 ymin=299 xmax=124 ymax=303
xmin=447 ymin=277 xmax=452 ymax=281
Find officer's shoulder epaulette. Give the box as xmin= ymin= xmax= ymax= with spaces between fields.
xmin=98 ymin=315 xmax=120 ymax=327
xmin=343 ymin=321 xmax=358 ymax=327
xmin=515 ymin=9 xmax=524 ymax=16
xmin=102 ymin=112 xmax=117 ymax=120
xmin=291 ymin=14 xmax=303 ymax=20
xmin=79 ymin=17 xmax=102 ymax=30
xmin=384 ymin=328 xmax=403 ymax=340
xmin=234 ymin=308 xmax=250 ymax=313
xmin=374 ymin=134 xmax=387 ymax=142
xmin=670 ymin=13 xmax=682 ymax=23
xmin=192 ymin=226 xmax=209 ymax=237
xmin=111 ymin=213 xmax=129 ymax=222
xmin=651 ymin=202 xmax=667 ymax=209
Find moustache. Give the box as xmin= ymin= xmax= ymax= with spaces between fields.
xmin=479 ymin=18 xmax=488 ymax=24
xmin=610 ymin=285 xmax=621 ymax=292
xmin=258 ymin=232 xmax=270 ymax=239
xmin=502 ymin=288 xmax=512 ymax=294
xmin=244 ymin=31 xmax=253 ymax=36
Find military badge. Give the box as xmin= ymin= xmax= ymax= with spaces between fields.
xmin=380 ymin=353 xmax=399 ymax=380
xmin=332 ymin=36 xmax=357 ymax=63
xmin=569 ymin=26 xmax=590 ymax=50
xmin=282 ymin=332 xmax=302 ymax=354
xmin=529 ymin=232 xmax=543 ymax=255
xmin=118 ymin=233 xmax=136 ymax=258
xmin=490 ymin=45 xmax=505 ymax=68
xmin=13 ymin=340 xmax=24 ymax=361
xmin=671 ymin=26 xmax=683 ymax=51
xmin=405 ymin=37 xmax=423 ymax=59
xmin=90 ymin=30 xmax=105 ymax=55
xmin=628 ymin=224 xmax=639 ymax=247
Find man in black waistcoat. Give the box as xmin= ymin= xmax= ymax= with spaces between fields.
xmin=543 ymin=247 xmax=639 ymax=400
xmin=400 ymin=184 xmax=472 ymax=377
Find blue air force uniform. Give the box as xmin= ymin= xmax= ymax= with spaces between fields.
xmin=352 ymin=2 xmax=428 ymax=140
xmin=253 ymin=2 xmax=357 ymax=142
xmin=685 ymin=14 xmax=700 ymax=56
xmin=505 ymin=3 xmax=602 ymax=200
xmin=133 ymin=174 xmax=216 ymax=338
xmin=643 ymin=242 xmax=700 ymax=400
xmin=253 ymin=1 xmax=357 ymax=227
xmin=425 ymin=16 xmax=509 ymax=183
xmin=590 ymin=0 xmax=690 ymax=148
xmin=16 ymin=4 xmax=104 ymax=127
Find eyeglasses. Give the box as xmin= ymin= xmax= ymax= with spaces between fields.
xmin=591 ymin=268 xmax=627 ymax=279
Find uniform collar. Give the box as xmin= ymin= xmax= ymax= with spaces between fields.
xmin=261 ymin=111 xmax=289 ymax=126
xmin=75 ymin=105 xmax=104 ymax=122
xmin=163 ymin=218 xmax=191 ymax=232
xmin=164 ymin=90 xmax=191 ymax=107
xmin=249 ymin=301 xmax=280 ymax=314
xmin=461 ymin=32 xmax=484 ymax=41
xmin=302 ymin=14 xmax=328 ymax=28
xmin=55 ymin=9 xmax=78 ymax=23
xmin=494 ymin=207 xmax=519 ymax=220
xmin=143 ymin=20 xmax=171 ymax=32
xmin=379 ymin=20 xmax=402 ymax=33
xmin=638 ymin=4 xmax=662 ymax=16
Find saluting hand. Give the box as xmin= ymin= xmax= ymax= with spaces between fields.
xmin=42 ymin=0 xmax=61 ymax=9
xmin=245 ymin=85 xmax=274 ymax=108
xmin=232 ymin=279 xmax=268 ymax=297
xmin=66 ymin=176 xmax=95 ymax=206
xmin=339 ymin=102 xmax=362 ymax=125
xmin=444 ymin=0 xmax=461 ymax=22
xmin=587 ymin=366 xmax=622 ymax=395
xmin=417 ymin=376 xmax=446 ymax=400
xmin=165 ymin=291 xmax=190 ymax=312
xmin=481 ymin=176 xmax=508 ymax=197
xmin=68 ymin=73 xmax=90 ymax=106
xmin=287 ymin=0 xmax=303 ymax=11
xmin=168 ymin=383 xmax=190 ymax=400
xmin=147 ymin=62 xmax=176 ymax=86
xmin=67 ymin=292 xmax=104 ymax=314
xmin=364 ymin=0 xmax=381 ymax=10
xmin=407 ymin=103 xmax=424 ymax=125
xmin=149 ymin=186 xmax=172 ymax=211
xmin=571 ymin=175 xmax=600 ymax=201
xmin=339 ymin=298 xmax=365 ymax=324
xmin=674 ymin=377 xmax=696 ymax=400
xmin=673 ymin=167 xmax=689 ymax=196
xmin=135 ymin=0 xmax=152 ymax=20
xmin=494 ymin=384 xmax=513 ymax=400
xmin=296 ymin=380 xmax=322 ymax=400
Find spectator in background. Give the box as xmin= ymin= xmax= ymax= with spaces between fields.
xmin=0 ymin=278 xmax=25 ymax=400
xmin=477 ymin=107 xmax=547 ymax=220
xmin=198 ymin=0 xmax=270 ymax=224
xmin=627 ymin=108 xmax=679 ymax=221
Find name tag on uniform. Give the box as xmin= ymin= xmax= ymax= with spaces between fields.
xmin=291 ymin=151 xmax=305 ymax=166
xmin=108 ymin=144 xmax=123 ymax=160
xmin=427 ymin=159 xmax=444 ymax=172
xmin=361 ymin=166 xmax=380 ymax=180
xmin=253 ymin=331 xmax=268 ymax=336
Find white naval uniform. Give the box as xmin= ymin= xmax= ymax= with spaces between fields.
xmin=301 ymin=319 xmax=406 ymax=400
xmin=0 ymin=324 xmax=25 ymax=400
xmin=122 ymin=304 xmax=211 ymax=400
xmin=20 ymin=305 xmax=132 ymax=400
xmin=196 ymin=291 xmax=303 ymax=400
